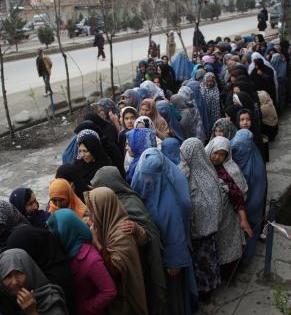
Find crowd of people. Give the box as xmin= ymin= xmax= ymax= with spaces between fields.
xmin=0 ymin=30 xmax=289 ymax=315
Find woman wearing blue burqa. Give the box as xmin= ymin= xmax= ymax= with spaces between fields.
xmin=131 ymin=148 xmax=198 ymax=315
xmin=230 ymin=129 xmax=267 ymax=264
xmin=171 ymin=52 xmax=193 ymax=85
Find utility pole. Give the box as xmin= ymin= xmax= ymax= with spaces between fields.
xmin=5 ymin=0 xmax=10 ymax=14
xmin=281 ymin=0 xmax=291 ymax=43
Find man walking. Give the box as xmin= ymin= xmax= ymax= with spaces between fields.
xmin=93 ymin=31 xmax=106 ymax=60
xmin=36 ymin=49 xmax=53 ymax=97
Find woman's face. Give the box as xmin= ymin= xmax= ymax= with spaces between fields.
xmin=214 ymin=127 xmax=224 ymax=137
xmin=96 ymin=106 xmax=107 ymax=120
xmin=50 ymin=197 xmax=69 ymax=209
xmin=153 ymin=78 xmax=161 ymax=87
xmin=25 ymin=192 xmax=39 ymax=216
xmin=123 ymin=112 xmax=136 ymax=130
xmin=3 ymin=270 xmax=27 ymax=296
xmin=239 ymin=113 xmax=252 ymax=129
xmin=140 ymin=104 xmax=152 ymax=117
xmin=157 ymin=66 xmax=162 ymax=75
xmin=78 ymin=143 xmax=95 ymax=164
xmin=230 ymin=75 xmax=236 ymax=83
xmin=136 ymin=122 xmax=145 ymax=128
xmin=233 ymin=86 xmax=240 ymax=94
xmin=206 ymin=76 xmax=215 ymax=88
xmin=139 ymin=64 xmax=146 ymax=73
xmin=125 ymin=141 xmax=134 ymax=157
xmin=210 ymin=149 xmax=228 ymax=166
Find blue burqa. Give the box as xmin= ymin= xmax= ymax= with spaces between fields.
xmin=171 ymin=52 xmax=193 ymax=82
xmin=126 ymin=128 xmax=157 ymax=184
xmin=161 ymin=138 xmax=181 ymax=165
xmin=131 ymin=148 xmax=198 ymax=314
xmin=230 ymin=129 xmax=267 ymax=263
xmin=156 ymin=101 xmax=184 ymax=142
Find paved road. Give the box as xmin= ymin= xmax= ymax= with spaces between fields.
xmin=1 ymin=15 xmax=257 ymax=95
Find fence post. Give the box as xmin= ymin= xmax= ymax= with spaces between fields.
xmin=264 ymin=199 xmax=279 ymax=277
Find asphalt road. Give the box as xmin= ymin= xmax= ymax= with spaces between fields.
xmin=1 ymin=15 xmax=258 ymax=96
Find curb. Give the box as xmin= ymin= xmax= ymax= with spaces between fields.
xmin=3 ymin=12 xmax=257 ymax=63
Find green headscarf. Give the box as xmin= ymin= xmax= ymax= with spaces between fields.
xmin=47 ymin=208 xmax=92 ymax=259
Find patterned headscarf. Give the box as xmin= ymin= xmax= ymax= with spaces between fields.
xmin=210 ymin=118 xmax=237 ymax=140
xmin=126 ymin=128 xmax=157 ymax=184
xmin=179 ymin=138 xmax=222 ymax=239
xmin=200 ymin=72 xmax=221 ymax=130
xmin=205 ymin=136 xmax=248 ymax=198
xmin=134 ymin=116 xmax=155 ymax=130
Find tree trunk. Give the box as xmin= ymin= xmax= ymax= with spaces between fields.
xmin=53 ymin=0 xmax=72 ymax=113
xmin=0 ymin=45 xmax=14 ymax=138
xmin=177 ymin=30 xmax=187 ymax=56
xmin=15 ymin=41 xmax=18 ymax=53
xmin=147 ymin=28 xmax=152 ymax=58
xmin=109 ymin=37 xmax=115 ymax=101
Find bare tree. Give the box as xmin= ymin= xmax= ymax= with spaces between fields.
xmin=0 ymin=44 xmax=14 ymax=138
xmin=163 ymin=0 xmax=188 ymax=55
xmin=53 ymin=0 xmax=72 ymax=113
xmin=140 ymin=0 xmax=162 ymax=48
xmin=99 ymin=0 xmax=130 ymax=101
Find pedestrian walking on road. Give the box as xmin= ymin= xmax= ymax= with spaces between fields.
xmin=94 ymin=31 xmax=106 ymax=60
xmin=36 ymin=48 xmax=53 ymax=97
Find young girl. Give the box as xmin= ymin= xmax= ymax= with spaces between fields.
xmin=139 ymin=99 xmax=170 ymax=140
xmin=118 ymin=107 xmax=138 ymax=156
xmin=210 ymin=118 xmax=237 ymax=140
xmin=236 ymin=108 xmax=268 ymax=162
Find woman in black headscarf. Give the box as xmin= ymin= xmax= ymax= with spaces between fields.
xmin=82 ymin=112 xmax=125 ymax=176
xmin=6 ymin=224 xmax=76 ymax=315
xmin=9 ymin=188 xmax=50 ymax=229
xmin=224 ymin=91 xmax=254 ymax=122
xmin=236 ymin=108 xmax=268 ymax=162
xmin=249 ymin=58 xmax=277 ymax=105
xmin=74 ymin=130 xmax=112 ymax=186
xmin=0 ymin=248 xmax=68 ymax=315
xmin=55 ymin=164 xmax=89 ymax=202
xmin=158 ymin=63 xmax=176 ymax=94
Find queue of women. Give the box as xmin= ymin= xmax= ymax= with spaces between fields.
xmin=0 ymin=32 xmax=288 ymax=315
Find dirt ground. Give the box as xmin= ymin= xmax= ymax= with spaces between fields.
xmin=0 ymin=109 xmax=86 ymax=153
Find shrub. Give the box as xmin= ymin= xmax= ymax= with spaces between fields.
xmin=37 ymin=25 xmax=55 ymax=48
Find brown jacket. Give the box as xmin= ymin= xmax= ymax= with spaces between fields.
xmin=36 ymin=55 xmax=52 ymax=77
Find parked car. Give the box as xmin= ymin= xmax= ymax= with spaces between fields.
xmin=270 ymin=3 xmax=282 ymax=28
xmin=74 ymin=18 xmax=90 ymax=36
xmin=74 ymin=16 xmax=104 ymax=37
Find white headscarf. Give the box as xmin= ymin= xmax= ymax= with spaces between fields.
xmin=205 ymin=136 xmax=248 ymax=199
